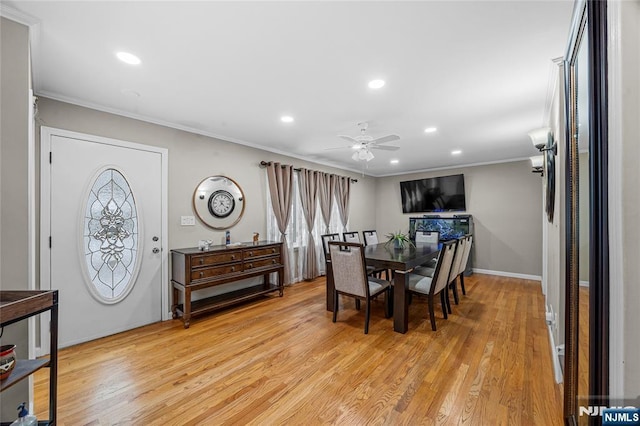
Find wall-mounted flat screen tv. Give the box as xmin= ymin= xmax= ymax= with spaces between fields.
xmin=400 ymin=174 xmax=466 ymax=213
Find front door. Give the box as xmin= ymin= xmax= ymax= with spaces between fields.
xmin=41 ymin=127 xmax=168 ymax=349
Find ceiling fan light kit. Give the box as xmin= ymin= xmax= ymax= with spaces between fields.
xmin=335 ymin=122 xmax=401 ymax=162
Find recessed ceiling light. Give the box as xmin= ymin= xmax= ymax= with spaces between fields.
xmin=451 ymin=150 xmax=462 ymax=155
xmin=116 ymin=51 xmax=141 ymax=65
xmin=424 ymin=127 xmax=437 ymax=133
xmin=368 ymin=79 xmax=385 ymax=89
xmin=280 ymin=116 xmax=294 ymax=123
xmin=390 ymin=159 xmax=399 ymax=164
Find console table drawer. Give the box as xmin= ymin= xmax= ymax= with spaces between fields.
xmin=244 ymin=246 xmax=280 ymax=259
xmin=191 ymin=263 xmax=241 ymax=281
xmin=193 ymin=252 xmax=239 ymax=267
xmin=244 ymin=257 xmax=280 ymax=270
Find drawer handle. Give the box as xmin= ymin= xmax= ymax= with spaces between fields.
xmin=199 ymin=272 xmax=204 ymax=278
xmin=247 ymin=263 xmax=253 ymax=269
xmin=271 ymin=248 xmax=275 ymax=253
xmin=248 ymin=251 xmax=253 ymax=256
xmin=272 ymin=259 xmax=276 ymax=264
xmin=231 ymin=266 xmax=235 ymax=272
xmin=231 ymin=255 xmax=235 ymax=260
xmin=199 ymin=258 xmax=204 ymax=265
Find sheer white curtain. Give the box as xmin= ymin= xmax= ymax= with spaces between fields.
xmin=313 ymin=201 xmax=343 ymax=275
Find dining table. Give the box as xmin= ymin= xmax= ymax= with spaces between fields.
xmin=325 ymin=241 xmax=440 ymax=334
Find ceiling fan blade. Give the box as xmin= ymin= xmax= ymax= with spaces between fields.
xmin=371 ymin=134 xmax=400 ymax=144
xmin=324 ymin=145 xmax=352 ymax=151
xmin=370 ymin=145 xmax=400 ymax=151
xmin=338 ymin=135 xmax=358 ymax=143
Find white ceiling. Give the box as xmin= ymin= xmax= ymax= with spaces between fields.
xmin=6 ymin=0 xmax=574 ymax=176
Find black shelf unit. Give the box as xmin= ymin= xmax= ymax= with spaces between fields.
xmin=0 ymin=290 xmax=58 ymax=425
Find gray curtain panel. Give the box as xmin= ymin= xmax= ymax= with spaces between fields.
xmin=318 ymin=172 xmax=336 ymax=234
xmin=335 ymin=175 xmax=351 ymax=231
xmin=266 ymin=162 xmax=294 ymax=284
xmin=298 ymin=168 xmax=320 ymax=280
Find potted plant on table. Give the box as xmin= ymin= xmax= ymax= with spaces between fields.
xmin=384 ymin=231 xmax=415 ymax=250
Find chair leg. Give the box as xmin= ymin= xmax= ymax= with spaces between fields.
xmin=332 ymin=291 xmax=338 ymax=323
xmin=460 ymin=274 xmax=467 ymax=295
xmin=364 ymin=299 xmax=371 ymax=334
xmin=451 ymin=278 xmax=460 ymax=305
xmin=355 ymin=299 xmax=361 ymax=310
xmin=428 ymin=294 xmax=437 ymax=331
xmin=440 ymin=291 xmax=448 ymax=319
xmin=445 ymin=288 xmax=452 ymax=314
xmin=383 ymin=289 xmax=391 ymax=319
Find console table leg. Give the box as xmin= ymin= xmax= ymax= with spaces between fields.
xmin=171 ymin=285 xmax=179 ymax=319
xmin=183 ymin=287 xmax=191 ymax=329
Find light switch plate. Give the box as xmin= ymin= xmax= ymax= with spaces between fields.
xmin=181 ymin=215 xmax=195 ymax=226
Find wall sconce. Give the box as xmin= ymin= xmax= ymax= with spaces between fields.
xmin=528 ymin=127 xmax=557 ymax=156
xmin=530 ymin=155 xmax=544 ymax=175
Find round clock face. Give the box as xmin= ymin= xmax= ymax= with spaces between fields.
xmin=208 ymin=190 xmax=235 ymax=218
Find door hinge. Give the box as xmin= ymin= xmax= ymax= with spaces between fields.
xmin=49 ymin=236 xmax=52 ymax=248
xmin=49 ymin=152 xmax=52 ymax=164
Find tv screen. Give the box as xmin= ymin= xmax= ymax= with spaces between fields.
xmin=400 ymin=174 xmax=466 ymax=213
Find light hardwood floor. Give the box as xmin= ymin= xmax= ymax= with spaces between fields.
xmin=35 ymin=273 xmax=563 ymax=425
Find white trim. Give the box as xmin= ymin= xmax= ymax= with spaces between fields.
xmin=28 ymin=89 xmax=36 ymax=410
xmin=607 ymin=0 xmax=625 ymax=399
xmin=547 ymin=323 xmax=564 ymax=384
xmin=579 ymin=280 xmax=589 ymax=288
xmin=39 ymin=126 xmax=170 ymax=354
xmin=472 ymin=268 xmax=541 ymax=281
xmin=0 ymin=3 xmax=39 ymax=26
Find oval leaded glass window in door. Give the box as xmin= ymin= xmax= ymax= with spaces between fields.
xmin=83 ymin=168 xmax=140 ymax=303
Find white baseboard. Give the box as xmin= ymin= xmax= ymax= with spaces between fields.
xmin=579 ymin=280 xmax=589 ymax=287
xmin=472 ymin=268 xmax=541 ymax=281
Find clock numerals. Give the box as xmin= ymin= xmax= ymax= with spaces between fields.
xmin=208 ymin=190 xmax=235 ymax=219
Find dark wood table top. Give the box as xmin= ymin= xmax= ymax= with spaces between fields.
xmin=363 ymin=242 xmax=440 ymax=271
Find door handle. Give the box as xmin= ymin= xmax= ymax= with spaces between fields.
xmin=152 ymin=247 xmax=160 ymax=254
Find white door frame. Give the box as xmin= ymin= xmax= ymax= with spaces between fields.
xmin=39 ymin=126 xmax=169 ymax=354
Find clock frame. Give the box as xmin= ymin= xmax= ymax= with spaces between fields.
xmin=193 ymin=176 xmax=245 ymax=230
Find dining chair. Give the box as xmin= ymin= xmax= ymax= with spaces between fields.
xmin=412 ymin=230 xmax=440 ymax=277
xmin=406 ymin=239 xmax=457 ymax=331
xmin=446 ymin=236 xmax=468 ymax=305
xmin=452 ymin=234 xmax=473 ymax=296
xmin=321 ymin=233 xmax=340 ymax=262
xmin=362 ymin=230 xmax=379 ymax=246
xmin=328 ymin=241 xmax=391 ymax=334
xmin=415 ymin=231 xmax=440 ymax=245
xmin=342 ymin=231 xmax=360 ymax=243
xmin=362 ymin=230 xmax=391 ymax=280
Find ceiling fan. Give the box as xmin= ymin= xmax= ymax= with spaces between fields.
xmin=331 ymin=122 xmax=400 ymax=162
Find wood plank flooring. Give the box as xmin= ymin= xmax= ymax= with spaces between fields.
xmin=34 ymin=273 xmax=563 ymax=425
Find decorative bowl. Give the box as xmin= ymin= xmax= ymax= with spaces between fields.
xmin=0 ymin=344 xmax=17 ymax=380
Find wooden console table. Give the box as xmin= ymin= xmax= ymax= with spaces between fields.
xmin=171 ymin=241 xmax=284 ymax=328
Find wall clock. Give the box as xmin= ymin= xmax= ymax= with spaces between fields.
xmin=193 ymin=176 xmax=245 ymax=230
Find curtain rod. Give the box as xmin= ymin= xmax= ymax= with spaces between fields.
xmin=259 ymin=161 xmax=358 ymax=183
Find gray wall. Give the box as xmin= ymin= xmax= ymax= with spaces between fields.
xmin=0 ymin=16 xmax=30 ymax=420
xmin=375 ymin=160 xmax=543 ymax=276
xmin=36 ymin=98 xmax=378 ymax=254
